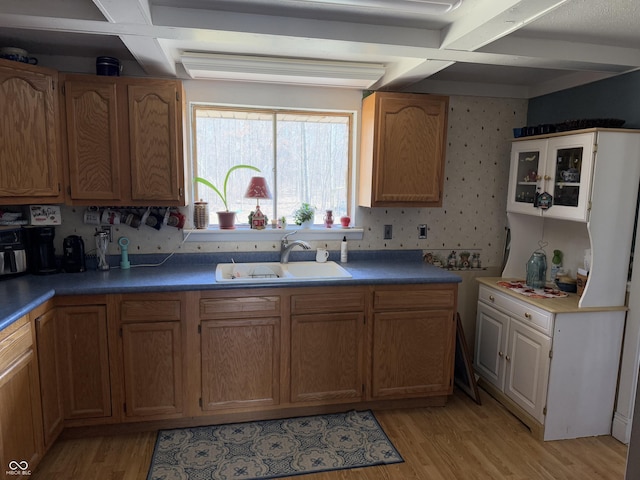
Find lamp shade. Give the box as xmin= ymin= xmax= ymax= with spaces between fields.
xmin=245 ymin=176 xmax=272 ymax=199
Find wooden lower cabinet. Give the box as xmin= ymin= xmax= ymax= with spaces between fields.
xmin=370 ymin=285 xmax=457 ymax=400
xmin=12 ymin=282 xmax=458 ymax=458
xmin=0 ymin=316 xmax=43 ymax=473
xmin=290 ymin=289 xmax=366 ymax=404
xmin=121 ymin=322 xmax=183 ymax=418
xmin=200 ymin=317 xmax=280 ymax=410
xmin=371 ymin=309 xmax=455 ymax=399
xmin=198 ymin=292 xmax=281 ymax=411
xmin=33 ymin=308 xmax=64 ymax=448
xmin=118 ymin=294 xmax=185 ymax=419
xmin=57 ymin=304 xmax=112 ymax=420
xmin=291 ymin=312 xmax=364 ymax=403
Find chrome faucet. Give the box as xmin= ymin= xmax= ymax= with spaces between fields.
xmin=280 ymin=231 xmax=311 ymax=263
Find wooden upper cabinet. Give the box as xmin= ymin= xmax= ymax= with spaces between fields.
xmin=128 ymin=82 xmax=184 ymax=203
xmin=358 ymin=92 xmax=448 ymax=207
xmin=0 ymin=59 xmax=63 ymax=204
xmin=63 ymin=77 xmax=121 ymax=201
xmin=61 ymin=74 xmax=186 ymax=206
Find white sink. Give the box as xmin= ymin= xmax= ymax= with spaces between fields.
xmin=215 ymin=261 xmax=351 ymax=283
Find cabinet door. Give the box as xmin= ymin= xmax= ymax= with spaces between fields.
xmin=507 ymin=139 xmax=545 ymax=215
xmin=128 ymin=81 xmax=184 ymax=203
xmin=122 ymin=322 xmax=182 ymax=418
xmin=545 ymin=133 xmax=595 ymax=222
xmin=0 ymin=62 xmax=63 ymax=203
xmin=504 ymin=318 xmax=551 ymax=423
xmin=359 ymin=92 xmax=448 ymax=207
xmin=57 ymin=305 xmax=112 ymax=419
xmin=34 ymin=310 xmax=63 ymax=448
xmin=291 ymin=312 xmax=363 ymax=403
xmin=0 ymin=350 xmax=43 ymax=472
xmin=63 ymin=77 xmax=122 ymax=201
xmin=474 ymin=302 xmax=509 ymax=390
xmin=371 ymin=309 xmax=454 ymax=399
xmin=200 ymin=317 xmax=280 ymax=410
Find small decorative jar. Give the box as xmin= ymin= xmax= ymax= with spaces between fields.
xmin=324 ymin=210 xmax=334 ymax=228
xmin=193 ymin=200 xmax=209 ymax=229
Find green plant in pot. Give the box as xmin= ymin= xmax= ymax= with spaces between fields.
xmin=195 ymin=164 xmax=260 ymax=229
xmin=293 ymin=203 xmax=315 ymax=228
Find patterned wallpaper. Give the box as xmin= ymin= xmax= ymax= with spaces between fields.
xmin=55 ymin=95 xmax=527 ymax=268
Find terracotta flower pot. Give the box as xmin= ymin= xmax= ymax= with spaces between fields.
xmin=217 ymin=211 xmax=236 ymax=230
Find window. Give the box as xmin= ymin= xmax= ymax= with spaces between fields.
xmin=193 ymin=106 xmax=352 ymax=227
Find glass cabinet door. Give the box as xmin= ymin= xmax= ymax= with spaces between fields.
xmin=507 ymin=140 xmax=544 ymax=215
xmin=553 ymin=146 xmax=583 ymax=207
xmin=545 ymin=133 xmax=595 ymax=222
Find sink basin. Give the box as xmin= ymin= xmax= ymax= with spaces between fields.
xmin=215 ymin=261 xmax=351 ymax=283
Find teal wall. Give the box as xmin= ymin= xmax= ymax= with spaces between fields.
xmin=527 ymin=70 xmax=640 ymax=129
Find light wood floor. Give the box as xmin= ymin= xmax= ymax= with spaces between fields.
xmin=32 ymin=388 xmax=628 ymax=480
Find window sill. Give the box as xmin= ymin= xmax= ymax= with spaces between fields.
xmin=183 ymin=227 xmax=364 ymax=242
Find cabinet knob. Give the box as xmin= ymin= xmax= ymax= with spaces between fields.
xmin=498 ymin=351 xmax=504 ymax=357
xmin=505 ymin=355 xmax=511 ymax=362
xmin=489 ymin=295 xmax=495 ymax=302
xmin=544 ymin=175 xmax=551 ymax=181
xmin=524 ymin=312 xmax=532 ymax=319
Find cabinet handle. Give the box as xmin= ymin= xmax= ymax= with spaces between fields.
xmin=489 ymin=295 xmax=495 ymax=302
xmin=498 ymin=351 xmax=504 ymax=357
xmin=524 ymin=312 xmax=532 ymax=319
xmin=505 ymin=355 xmax=511 ymax=362
xmin=544 ymin=175 xmax=551 ymax=181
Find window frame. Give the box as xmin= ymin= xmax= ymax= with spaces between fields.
xmin=191 ymin=103 xmax=355 ymax=229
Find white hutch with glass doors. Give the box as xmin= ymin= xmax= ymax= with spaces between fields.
xmin=476 ymin=128 xmax=640 ymax=441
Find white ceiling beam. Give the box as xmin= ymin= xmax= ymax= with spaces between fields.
xmin=119 ymin=35 xmax=176 ymax=77
xmin=440 ymin=0 xmax=570 ymax=51
xmin=2 ymin=12 xmax=632 ymax=74
xmin=151 ymin=6 xmax=441 ymax=50
xmin=92 ymin=0 xmax=152 ymax=24
xmin=92 ymin=0 xmax=175 ymax=77
xmin=482 ymin=36 xmax=640 ymax=69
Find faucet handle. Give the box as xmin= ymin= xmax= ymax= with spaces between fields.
xmin=281 ymin=230 xmax=298 ymax=244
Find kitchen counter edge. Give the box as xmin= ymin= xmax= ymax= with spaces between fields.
xmin=1 ymin=260 xmax=462 ymax=331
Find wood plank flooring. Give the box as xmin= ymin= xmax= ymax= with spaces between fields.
xmin=31 ymin=388 xmax=628 ymax=479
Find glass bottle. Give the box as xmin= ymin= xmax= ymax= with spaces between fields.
xmin=526 ymin=251 xmax=547 ymax=289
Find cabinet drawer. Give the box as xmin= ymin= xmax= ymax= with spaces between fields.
xmin=291 ymin=292 xmax=366 ymax=315
xmin=479 ymin=285 xmax=553 ymax=335
xmin=121 ymin=299 xmax=182 ymax=322
xmin=0 ymin=321 xmax=32 ymax=372
xmin=200 ymin=296 xmax=281 ymax=319
xmin=374 ymin=285 xmax=456 ymax=311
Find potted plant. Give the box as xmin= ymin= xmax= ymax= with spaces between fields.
xmin=195 ymin=164 xmax=260 ymax=229
xmin=293 ymin=203 xmax=315 ymax=228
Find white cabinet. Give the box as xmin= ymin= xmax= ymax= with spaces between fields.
xmin=504 ymin=129 xmax=640 ymax=308
xmin=507 ymin=133 xmax=595 ymax=221
xmin=475 ymin=288 xmax=550 ymax=423
xmin=475 ymin=282 xmax=626 ymax=440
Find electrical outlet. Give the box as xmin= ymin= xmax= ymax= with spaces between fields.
xmin=418 ymin=224 xmax=427 ymax=239
xmin=384 ymin=225 xmax=392 ymax=239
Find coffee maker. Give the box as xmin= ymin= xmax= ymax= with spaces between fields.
xmin=0 ymin=226 xmax=28 ymax=279
xmin=25 ymin=226 xmax=58 ymax=274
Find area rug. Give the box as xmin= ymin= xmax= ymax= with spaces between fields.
xmin=147 ymin=410 xmax=403 ymax=480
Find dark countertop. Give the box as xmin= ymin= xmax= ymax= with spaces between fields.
xmin=0 ymin=250 xmax=461 ymax=331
